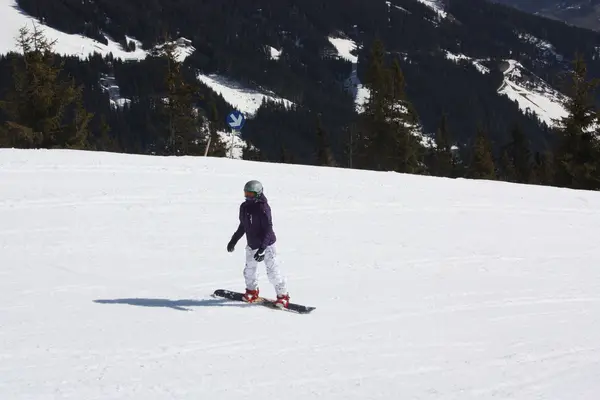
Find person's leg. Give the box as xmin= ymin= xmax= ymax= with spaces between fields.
xmin=264 ymin=245 xmax=288 ymax=302
xmin=243 ymin=245 xmax=260 ymax=301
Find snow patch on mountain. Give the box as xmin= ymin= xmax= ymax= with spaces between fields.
xmin=386 ymin=1 xmax=411 ymax=14
xmin=443 ymin=50 xmax=490 ymax=74
xmin=267 ymin=45 xmax=282 ymax=60
xmin=196 ymin=74 xmax=295 ymax=118
xmin=99 ymin=74 xmax=131 ymax=110
xmin=0 ymin=0 xmax=199 ymax=63
xmin=0 ymin=0 xmax=147 ymax=60
xmin=497 ymin=59 xmax=568 ymax=127
xmin=354 ymin=85 xmax=371 ymax=113
xmin=343 ymin=63 xmax=369 ymax=114
xmin=217 ymin=130 xmax=248 ymax=159
xmin=516 ymin=32 xmax=563 ymax=62
xmin=330 ymin=35 xmax=369 ymax=114
xmin=416 ymin=0 xmax=448 ymax=19
xmin=327 ymin=36 xmax=359 ymax=63
xmin=153 ymin=37 xmax=196 ymax=62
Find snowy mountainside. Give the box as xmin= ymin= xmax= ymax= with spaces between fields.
xmin=331 ymin=31 xmax=569 ymax=142
xmin=3 ymin=0 xmax=600 ymax=160
xmin=0 ymin=0 xmax=281 ymax=153
xmin=443 ymin=50 xmax=491 ymax=74
xmin=439 ymin=47 xmax=569 ymax=129
xmin=0 ymin=0 xmax=293 ymax=120
xmin=0 ymin=0 xmax=197 ymax=63
xmin=2 ymin=148 xmax=600 ymax=399
xmin=515 ymin=31 xmax=564 ymax=63
xmin=329 ymin=35 xmax=432 ymax=147
xmin=0 ymin=0 xmax=146 ymax=60
xmin=491 ymin=0 xmax=600 ymax=31
xmin=196 ymin=73 xmax=295 ymax=118
xmin=498 ymin=59 xmax=569 ymax=128
xmin=416 ymin=0 xmax=449 ymax=19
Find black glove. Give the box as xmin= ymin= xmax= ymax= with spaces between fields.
xmin=227 ymin=240 xmax=235 ymax=252
xmin=254 ymin=247 xmax=265 ymax=262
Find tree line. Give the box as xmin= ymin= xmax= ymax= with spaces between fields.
xmin=12 ymin=0 xmax=600 ymax=160
xmin=1 ymin=26 xmax=598 ymax=190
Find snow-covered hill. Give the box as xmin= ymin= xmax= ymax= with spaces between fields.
xmin=441 ymin=48 xmax=569 ymax=128
xmin=0 ymin=0 xmax=574 ymax=133
xmin=196 ymin=73 xmax=295 ymax=118
xmin=0 ymin=0 xmax=279 ymax=153
xmin=2 ymin=148 xmax=600 ymax=399
xmin=0 ymin=0 xmax=146 ymax=60
xmin=498 ymin=59 xmax=569 ymax=127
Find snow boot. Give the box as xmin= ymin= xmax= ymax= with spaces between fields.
xmin=242 ymin=288 xmax=259 ymax=303
xmin=274 ymin=293 xmax=290 ymax=309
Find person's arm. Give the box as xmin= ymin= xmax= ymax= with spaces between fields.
xmin=259 ymin=203 xmax=275 ymax=249
xmin=231 ymin=222 xmax=244 ymax=244
xmin=228 ymin=205 xmax=245 ymax=249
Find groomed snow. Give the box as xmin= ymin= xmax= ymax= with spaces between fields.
xmin=2 ymin=148 xmax=600 ymax=399
xmin=0 ymin=0 xmax=147 ymax=60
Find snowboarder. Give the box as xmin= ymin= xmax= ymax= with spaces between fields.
xmin=227 ymin=180 xmax=290 ymax=308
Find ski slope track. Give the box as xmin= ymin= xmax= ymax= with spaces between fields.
xmin=2 ymin=149 xmax=600 ymax=399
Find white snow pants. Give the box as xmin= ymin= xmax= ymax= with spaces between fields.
xmin=243 ymin=245 xmax=287 ymax=296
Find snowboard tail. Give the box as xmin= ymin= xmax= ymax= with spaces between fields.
xmin=213 ymin=289 xmax=316 ymax=314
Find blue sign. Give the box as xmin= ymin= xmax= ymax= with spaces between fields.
xmin=226 ymin=110 xmax=245 ymax=131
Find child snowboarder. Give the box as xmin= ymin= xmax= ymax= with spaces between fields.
xmin=227 ymin=180 xmax=290 ymax=308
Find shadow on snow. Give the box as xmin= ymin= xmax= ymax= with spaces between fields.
xmin=93 ymin=297 xmax=245 ymax=311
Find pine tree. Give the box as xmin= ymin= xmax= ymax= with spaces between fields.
xmin=242 ymin=140 xmax=264 ymax=161
xmin=280 ymin=142 xmax=291 ymax=163
xmin=153 ymin=36 xmax=204 ymax=155
xmin=0 ymin=24 xmax=92 ymax=149
xmin=508 ymin=123 xmax=532 ymax=184
xmin=315 ymin=114 xmax=335 ymax=166
xmin=0 ymin=121 xmax=42 ymax=148
xmin=498 ymin=148 xmax=515 ymax=182
xmin=359 ymin=37 xmax=390 ymax=170
xmin=363 ymin=37 xmax=388 ymax=125
xmin=554 ymin=53 xmax=600 ymax=190
xmin=93 ymin=114 xmax=121 ymax=152
xmin=468 ymin=126 xmax=496 ymax=180
xmin=532 ymin=151 xmax=555 ymax=186
xmin=359 ymin=38 xmax=423 ymax=173
xmin=433 ymin=113 xmax=453 ymax=177
xmin=390 ymin=58 xmax=422 ymax=174
xmin=343 ymin=122 xmax=359 ymax=169
xmin=205 ymin=99 xmax=228 ymax=157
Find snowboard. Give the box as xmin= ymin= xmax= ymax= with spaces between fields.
xmin=213 ymin=289 xmax=316 ymax=314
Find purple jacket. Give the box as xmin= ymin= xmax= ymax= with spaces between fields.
xmin=230 ymin=194 xmax=277 ymax=250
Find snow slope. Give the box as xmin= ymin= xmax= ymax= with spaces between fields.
xmin=2 ymin=148 xmax=600 ymax=399
xmin=0 ymin=0 xmax=146 ymax=60
xmin=327 ymin=36 xmax=359 ymax=64
xmin=416 ymin=0 xmax=448 ymax=19
xmin=0 ymin=0 xmax=197 ymax=62
xmin=498 ymin=59 xmax=569 ymax=127
xmin=444 ymin=50 xmax=490 ymax=74
xmin=196 ymin=74 xmax=295 ymax=117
